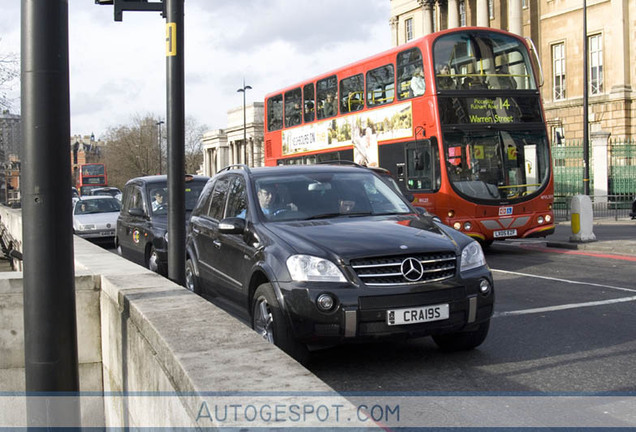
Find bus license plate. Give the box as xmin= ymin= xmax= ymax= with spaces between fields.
xmin=494 ymin=229 xmax=517 ymax=238
xmin=387 ymin=304 xmax=449 ymax=326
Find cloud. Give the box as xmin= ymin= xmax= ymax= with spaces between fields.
xmin=1 ymin=0 xmax=391 ymax=137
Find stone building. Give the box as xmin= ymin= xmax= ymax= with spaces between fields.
xmin=389 ymin=0 xmax=635 ymax=142
xmin=0 ymin=112 xmax=22 ymax=203
xmin=201 ymin=102 xmax=264 ymax=176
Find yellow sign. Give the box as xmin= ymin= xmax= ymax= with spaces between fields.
xmin=166 ymin=23 xmax=177 ymax=56
xmin=507 ymin=146 xmax=517 ymax=160
xmin=474 ymin=145 xmax=484 ymax=159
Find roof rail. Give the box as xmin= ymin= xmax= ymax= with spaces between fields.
xmin=316 ymin=160 xmax=364 ymax=168
xmin=218 ymin=164 xmax=252 ymax=175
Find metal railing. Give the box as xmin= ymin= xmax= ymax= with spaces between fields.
xmin=554 ymin=195 xmax=635 ymax=221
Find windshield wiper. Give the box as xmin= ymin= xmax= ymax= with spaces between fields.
xmin=305 ymin=211 xmax=375 ymax=220
xmin=343 ymin=212 xmax=374 ymax=217
xmin=305 ymin=213 xmax=343 ymax=220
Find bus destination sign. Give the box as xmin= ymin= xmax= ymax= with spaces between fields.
xmin=438 ymin=96 xmax=542 ymax=125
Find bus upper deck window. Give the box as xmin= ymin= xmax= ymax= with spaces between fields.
xmin=267 ymin=94 xmax=283 ymax=131
xmin=284 ymin=88 xmax=302 ymax=128
xmin=366 ymin=64 xmax=395 ymax=107
xmin=303 ymin=83 xmax=315 ymax=123
xmin=397 ymin=47 xmax=423 ymax=100
xmin=316 ymin=75 xmax=338 ymax=120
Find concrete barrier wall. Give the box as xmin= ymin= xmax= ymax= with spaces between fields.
xmin=0 ymin=207 xmax=362 ymax=429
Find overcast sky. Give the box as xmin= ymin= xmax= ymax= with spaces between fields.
xmin=0 ymin=0 xmax=391 ymax=139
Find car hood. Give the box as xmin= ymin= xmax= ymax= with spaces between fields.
xmin=264 ymin=214 xmax=462 ymax=261
xmin=74 ymin=212 xmax=118 ymax=228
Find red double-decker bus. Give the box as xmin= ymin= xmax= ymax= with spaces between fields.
xmin=77 ymin=163 xmax=107 ymax=196
xmin=264 ymin=27 xmax=554 ymax=244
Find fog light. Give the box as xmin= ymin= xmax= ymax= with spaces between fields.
xmin=463 ymin=222 xmax=472 ymax=231
xmin=316 ymin=294 xmax=335 ymax=311
xmin=538 ymin=216 xmax=544 ymax=224
xmin=448 ymin=210 xmax=455 ymax=218
xmin=479 ymin=279 xmax=491 ymax=295
xmin=453 ymin=222 xmax=462 ymax=230
xmin=545 ymin=214 xmax=552 ymax=223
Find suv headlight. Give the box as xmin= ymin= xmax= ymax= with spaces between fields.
xmin=287 ymin=255 xmax=346 ymax=282
xmin=460 ymin=241 xmax=486 ymax=273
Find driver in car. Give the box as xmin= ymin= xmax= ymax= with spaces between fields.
xmin=152 ymin=190 xmax=166 ymax=212
xmin=258 ymin=184 xmax=297 ymax=216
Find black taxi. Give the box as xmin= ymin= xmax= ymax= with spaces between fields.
xmin=116 ymin=174 xmax=209 ymax=274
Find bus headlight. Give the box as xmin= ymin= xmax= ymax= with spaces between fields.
xmin=453 ymin=222 xmax=462 ymax=230
xmin=545 ymin=214 xmax=552 ymax=223
xmin=538 ymin=216 xmax=545 ymax=224
xmin=460 ymin=241 xmax=486 ymax=273
xmin=463 ymin=222 xmax=472 ymax=231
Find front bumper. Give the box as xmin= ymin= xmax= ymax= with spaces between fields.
xmin=276 ymin=269 xmax=494 ymax=345
xmin=76 ymin=228 xmax=116 ymax=240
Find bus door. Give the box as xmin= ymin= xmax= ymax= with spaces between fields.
xmin=404 ymin=138 xmax=439 ymax=210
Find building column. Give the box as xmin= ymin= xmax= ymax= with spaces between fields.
xmin=476 ymin=0 xmax=489 ymax=27
xmin=610 ymin=0 xmax=632 ymax=95
xmin=418 ymin=0 xmax=435 ymax=35
xmin=508 ymin=0 xmax=522 ymax=35
xmin=592 ymin=131 xmax=611 ymax=205
xmin=448 ymin=0 xmax=459 ymax=29
xmin=389 ymin=16 xmax=399 ymax=46
xmin=202 ymin=148 xmax=210 ymax=177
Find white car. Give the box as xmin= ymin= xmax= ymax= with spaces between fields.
xmin=73 ymin=196 xmax=121 ymax=241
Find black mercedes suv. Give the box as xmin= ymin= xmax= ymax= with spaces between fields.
xmin=185 ymin=164 xmax=494 ymax=361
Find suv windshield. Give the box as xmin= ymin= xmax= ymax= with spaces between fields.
xmin=254 ymin=171 xmax=412 ymax=221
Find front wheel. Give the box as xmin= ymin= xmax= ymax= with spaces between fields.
xmin=147 ymin=246 xmax=162 ymax=273
xmin=185 ymin=259 xmax=199 ymax=294
xmin=252 ymin=283 xmax=309 ymax=363
xmin=432 ymin=320 xmax=490 ymax=352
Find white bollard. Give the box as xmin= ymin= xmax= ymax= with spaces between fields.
xmin=569 ymin=195 xmax=596 ymax=242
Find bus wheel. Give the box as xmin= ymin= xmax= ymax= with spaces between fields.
xmin=432 ymin=319 xmax=490 ymax=352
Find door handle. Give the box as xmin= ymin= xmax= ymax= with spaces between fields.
xmin=213 ymin=240 xmax=221 ymax=249
xmin=192 ymin=227 xmax=200 ymax=234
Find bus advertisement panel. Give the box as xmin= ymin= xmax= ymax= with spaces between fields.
xmin=263 ymin=27 xmax=554 ymax=244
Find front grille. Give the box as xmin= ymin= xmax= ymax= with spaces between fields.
xmin=350 ymin=252 xmax=457 ymax=286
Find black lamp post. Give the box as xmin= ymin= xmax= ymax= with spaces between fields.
xmin=156 ymin=120 xmax=164 ymax=174
xmin=582 ymin=0 xmax=590 ymax=195
xmin=237 ymin=79 xmax=252 ymax=165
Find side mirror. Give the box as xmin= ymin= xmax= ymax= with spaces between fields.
xmin=415 ymin=206 xmax=442 ymax=223
xmin=219 ymin=217 xmax=246 ymax=234
xmin=128 ymin=208 xmax=146 ymax=217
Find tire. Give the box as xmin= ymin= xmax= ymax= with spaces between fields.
xmin=432 ymin=319 xmax=490 ymax=352
xmin=185 ymin=259 xmax=199 ymax=294
xmin=147 ymin=246 xmax=161 ymax=273
xmin=252 ymin=283 xmax=309 ymax=363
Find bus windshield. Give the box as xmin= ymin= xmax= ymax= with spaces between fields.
xmin=443 ymin=129 xmax=550 ymax=202
xmin=433 ymin=31 xmax=536 ymax=91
